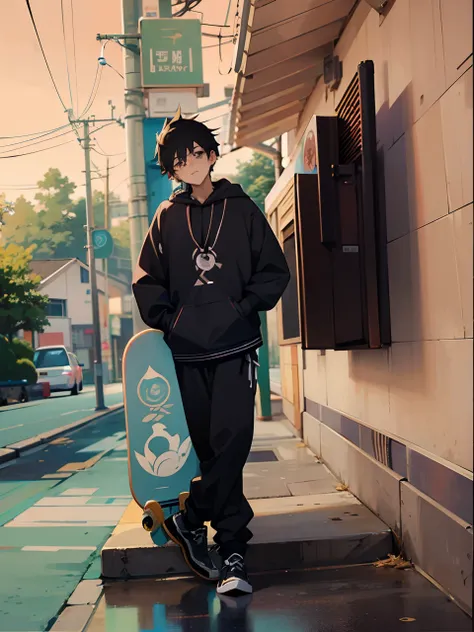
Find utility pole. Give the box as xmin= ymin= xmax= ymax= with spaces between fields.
xmin=121 ymin=0 xmax=149 ymax=334
xmin=104 ymin=158 xmax=111 ymax=383
xmin=72 ymin=111 xmax=123 ymax=410
xmin=83 ymin=120 xmax=106 ymax=411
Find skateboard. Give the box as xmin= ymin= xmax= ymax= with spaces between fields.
xmin=122 ymin=329 xmax=200 ymax=546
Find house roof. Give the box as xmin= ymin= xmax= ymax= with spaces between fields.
xmin=30 ymin=259 xmax=74 ymax=282
xmin=30 ymin=258 xmax=130 ymax=289
xmin=229 ymin=0 xmax=358 ymax=147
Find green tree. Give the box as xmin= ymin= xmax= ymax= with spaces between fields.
xmin=232 ymin=152 xmax=276 ymax=210
xmin=0 ymin=244 xmax=49 ymax=341
xmin=33 ymin=168 xmax=77 ymax=257
xmin=0 ymin=168 xmax=125 ymax=263
xmin=0 ymin=195 xmax=38 ymax=249
xmin=111 ymin=220 xmax=130 ymax=250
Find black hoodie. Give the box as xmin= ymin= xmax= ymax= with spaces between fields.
xmin=132 ymin=178 xmax=290 ymax=362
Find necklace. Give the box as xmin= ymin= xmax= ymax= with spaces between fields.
xmin=186 ymin=199 xmax=227 ymax=273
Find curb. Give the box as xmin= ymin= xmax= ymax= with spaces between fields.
xmin=0 ymin=403 xmax=124 ymax=466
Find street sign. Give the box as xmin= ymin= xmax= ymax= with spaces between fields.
xmin=92 ymin=229 xmax=114 ymax=259
xmin=140 ymin=18 xmax=203 ymax=88
xmin=147 ymin=90 xmax=198 ymax=117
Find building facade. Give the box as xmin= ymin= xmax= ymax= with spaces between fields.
xmin=229 ymin=0 xmax=472 ymax=614
xmin=27 ymin=259 xmax=132 ymax=384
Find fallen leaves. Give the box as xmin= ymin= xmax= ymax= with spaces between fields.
xmin=374 ymin=554 xmax=413 ymax=570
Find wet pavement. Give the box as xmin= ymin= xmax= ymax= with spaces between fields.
xmin=86 ymin=564 xmax=472 ymax=632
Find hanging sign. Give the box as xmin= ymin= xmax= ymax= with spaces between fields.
xmin=140 ymin=18 xmax=203 ymax=88
xmin=92 ymin=229 xmax=114 ymax=259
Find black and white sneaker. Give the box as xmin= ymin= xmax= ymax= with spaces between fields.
xmin=163 ymin=511 xmax=219 ymax=581
xmin=217 ymin=553 xmax=253 ymax=595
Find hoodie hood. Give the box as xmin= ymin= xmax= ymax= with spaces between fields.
xmin=170 ymin=178 xmax=248 ymax=206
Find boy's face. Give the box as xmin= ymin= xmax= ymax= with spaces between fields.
xmin=172 ymin=142 xmax=216 ymax=186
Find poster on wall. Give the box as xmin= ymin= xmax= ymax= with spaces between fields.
xmin=295 ymin=116 xmax=317 ymax=175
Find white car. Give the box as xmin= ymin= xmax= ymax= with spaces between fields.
xmin=34 ymin=345 xmax=84 ymax=395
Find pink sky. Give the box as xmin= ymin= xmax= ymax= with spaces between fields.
xmin=0 ymin=0 xmax=251 ymax=205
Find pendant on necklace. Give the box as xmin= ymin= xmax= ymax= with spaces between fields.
xmin=195 ymin=250 xmax=216 ymax=272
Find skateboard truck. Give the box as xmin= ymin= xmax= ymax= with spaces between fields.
xmin=179 ymin=491 xmax=190 ymax=512
xmin=142 ymin=500 xmax=165 ymax=533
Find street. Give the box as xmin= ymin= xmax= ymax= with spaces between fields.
xmin=0 ymin=0 xmax=472 ymax=629
xmin=0 ymin=384 xmax=123 ymax=449
xmin=1 ymin=396 xmax=471 ymax=632
xmin=0 ymin=404 xmax=130 ymax=632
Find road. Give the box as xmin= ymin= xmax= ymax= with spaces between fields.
xmin=0 ymin=407 xmax=130 ymax=632
xmin=0 ymin=384 xmax=123 ymax=448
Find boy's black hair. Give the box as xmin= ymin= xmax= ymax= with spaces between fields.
xmin=154 ymin=107 xmax=220 ymax=177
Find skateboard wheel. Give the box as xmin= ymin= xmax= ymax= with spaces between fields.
xmin=178 ymin=492 xmax=190 ymax=512
xmin=142 ymin=500 xmax=164 ymax=533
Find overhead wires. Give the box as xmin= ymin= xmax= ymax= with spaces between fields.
xmin=0 ymin=139 xmax=76 ymax=159
xmin=60 ymin=0 xmax=75 ymax=115
xmin=70 ymin=0 xmax=79 ymax=116
xmin=0 ymin=127 xmax=77 ymax=154
xmin=25 ymin=0 xmax=68 ymax=112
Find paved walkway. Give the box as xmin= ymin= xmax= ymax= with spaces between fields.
xmin=0 ymin=408 xmax=130 ymax=632
xmin=85 ymin=565 xmax=472 ymax=632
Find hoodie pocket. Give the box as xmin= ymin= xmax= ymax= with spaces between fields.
xmin=168 ymin=297 xmax=257 ymax=357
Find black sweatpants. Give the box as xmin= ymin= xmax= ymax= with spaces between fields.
xmin=175 ymin=350 xmax=258 ymax=558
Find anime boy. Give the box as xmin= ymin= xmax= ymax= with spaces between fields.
xmin=132 ymin=108 xmax=290 ymax=595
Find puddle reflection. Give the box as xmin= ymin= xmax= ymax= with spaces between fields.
xmin=97 ymin=579 xmax=299 ymax=632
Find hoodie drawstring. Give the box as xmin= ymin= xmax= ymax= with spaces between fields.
xmin=243 ymin=352 xmax=259 ymax=389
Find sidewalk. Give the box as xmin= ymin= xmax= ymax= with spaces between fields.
xmin=101 ymin=408 xmax=393 ymax=579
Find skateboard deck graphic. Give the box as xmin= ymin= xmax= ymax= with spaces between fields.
xmin=122 ymin=329 xmax=199 ymax=545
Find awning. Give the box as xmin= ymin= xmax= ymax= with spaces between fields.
xmin=229 ymin=0 xmax=358 ymax=147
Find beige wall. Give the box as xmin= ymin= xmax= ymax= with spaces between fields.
xmin=296 ymin=0 xmax=473 ymax=472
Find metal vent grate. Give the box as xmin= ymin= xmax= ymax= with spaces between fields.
xmin=336 ymin=72 xmax=362 ymax=164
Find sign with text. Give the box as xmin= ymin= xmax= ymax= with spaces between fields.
xmin=147 ymin=90 xmax=198 ymax=117
xmin=140 ymin=18 xmax=203 ymax=87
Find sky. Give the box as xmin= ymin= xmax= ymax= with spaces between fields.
xmin=0 ymin=0 xmax=252 ymax=205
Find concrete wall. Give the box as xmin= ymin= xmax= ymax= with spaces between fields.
xmin=300 ymin=0 xmax=473 ymax=473
xmin=269 ymin=0 xmax=473 ymax=612
xmin=38 ymin=317 xmax=72 ymax=348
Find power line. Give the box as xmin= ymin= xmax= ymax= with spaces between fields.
xmin=110 ymin=175 xmax=130 ymax=194
xmin=105 ymin=62 xmax=124 ymax=80
xmin=0 ymin=124 xmax=69 ymax=141
xmin=109 ymin=158 xmax=127 ymax=170
xmin=25 ymin=0 xmax=68 ymax=112
xmin=70 ymin=0 xmax=79 ymax=116
xmin=0 ymin=127 xmax=76 ymax=154
xmin=203 ymin=40 xmax=232 ymax=49
xmin=0 ymin=139 xmax=76 ymax=159
xmin=60 ymin=0 xmax=75 ymax=115
xmin=0 ymin=124 xmax=70 ymax=148
xmin=92 ymin=137 xmax=126 ymax=158
xmin=173 ymin=0 xmax=202 ymax=18
xmin=80 ymin=65 xmax=103 ymax=118
xmin=0 ymin=121 xmax=115 ymax=159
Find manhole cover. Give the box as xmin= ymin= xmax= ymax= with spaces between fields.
xmin=247 ymin=450 xmax=278 ymax=463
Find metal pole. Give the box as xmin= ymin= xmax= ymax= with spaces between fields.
xmin=254 ymin=137 xmax=283 ymax=421
xmin=159 ymin=0 xmax=172 ymax=17
xmin=122 ymin=0 xmax=148 ymax=334
xmin=84 ymin=120 xmax=106 ymax=410
xmin=104 ymin=158 xmax=111 ymax=382
xmin=274 ymin=136 xmax=283 ymax=179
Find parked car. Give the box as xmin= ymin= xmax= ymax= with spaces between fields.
xmin=33 ymin=346 xmax=84 ymax=395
